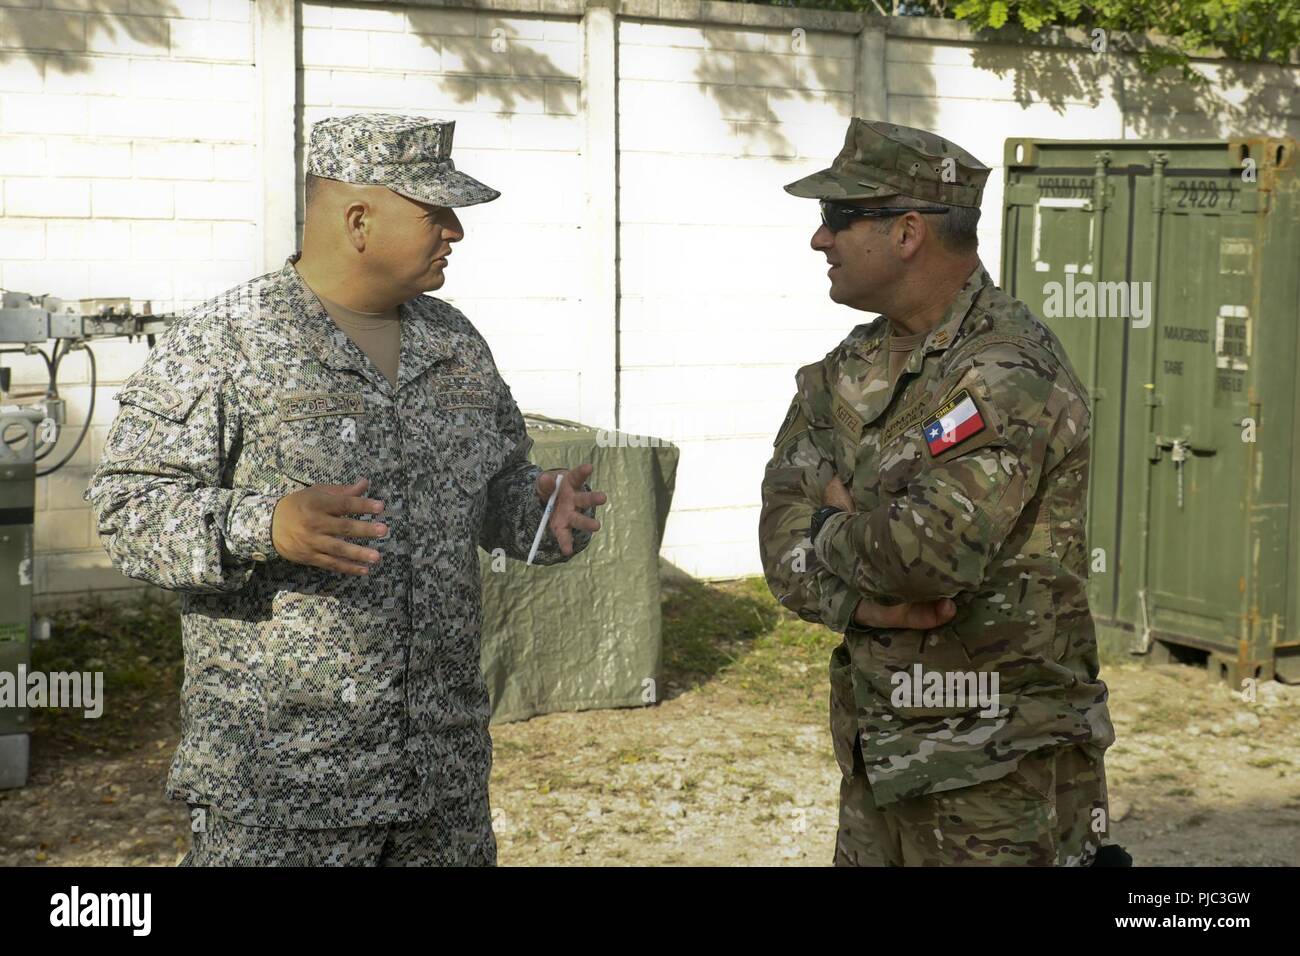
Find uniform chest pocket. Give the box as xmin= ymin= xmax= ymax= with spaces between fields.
xmin=277 ymin=415 xmax=367 ymax=487
xmin=876 ymin=435 xmax=928 ymax=494
xmin=443 ymin=409 xmax=512 ymax=498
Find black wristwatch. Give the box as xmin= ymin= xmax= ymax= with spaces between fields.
xmin=809 ymin=506 xmax=844 ymax=544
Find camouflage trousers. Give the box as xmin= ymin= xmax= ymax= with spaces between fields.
xmin=178 ymin=794 xmax=497 ymax=867
xmin=834 ymin=739 xmax=1109 ymax=866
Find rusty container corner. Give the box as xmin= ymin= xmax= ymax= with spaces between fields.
xmin=999 ymin=135 xmax=1300 ymax=685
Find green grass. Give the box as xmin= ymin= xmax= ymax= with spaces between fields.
xmin=1247 ymin=755 xmax=1290 ymax=770
xmin=27 ymin=591 xmax=182 ymax=756
xmin=661 ymin=576 xmax=840 ymax=711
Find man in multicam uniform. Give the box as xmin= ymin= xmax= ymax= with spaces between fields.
xmin=85 ymin=114 xmax=606 ymax=866
xmin=759 ymin=119 xmax=1116 ymax=866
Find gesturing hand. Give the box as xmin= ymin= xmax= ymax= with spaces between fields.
xmin=271 ymin=478 xmax=387 ymax=575
xmin=536 ymin=463 xmax=607 ymax=556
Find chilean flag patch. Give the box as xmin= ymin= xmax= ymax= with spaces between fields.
xmin=922 ymin=389 xmax=985 ymax=456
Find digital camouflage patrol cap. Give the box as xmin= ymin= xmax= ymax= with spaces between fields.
xmin=307 ymin=113 xmax=500 ymax=208
xmin=785 ymin=118 xmax=990 ymax=208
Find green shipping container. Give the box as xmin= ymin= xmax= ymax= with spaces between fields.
xmin=1000 ymin=136 xmax=1300 ymax=684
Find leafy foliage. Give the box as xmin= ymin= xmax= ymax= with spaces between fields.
xmin=759 ymin=0 xmax=1300 ymax=77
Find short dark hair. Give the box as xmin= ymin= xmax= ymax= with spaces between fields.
xmin=871 ymin=196 xmax=980 ymax=254
xmin=304 ymin=173 xmax=322 ymax=211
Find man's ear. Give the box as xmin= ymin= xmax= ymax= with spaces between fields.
xmin=896 ymin=213 xmax=926 ymax=261
xmin=344 ymin=201 xmax=370 ymax=251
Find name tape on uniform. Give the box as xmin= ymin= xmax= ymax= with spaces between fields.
xmin=922 ymin=388 xmax=985 ymax=455
xmin=280 ymin=392 xmax=366 ymax=421
xmin=831 ymin=392 xmax=865 ymax=437
xmin=881 ymin=397 xmax=929 ymax=447
xmin=434 ymin=370 xmax=496 ymax=410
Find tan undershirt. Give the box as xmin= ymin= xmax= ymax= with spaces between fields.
xmin=296 ymin=266 xmax=402 ymax=387
xmin=887 ymin=327 xmax=929 ymax=389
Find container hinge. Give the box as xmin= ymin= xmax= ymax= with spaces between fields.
xmin=1133 ymin=587 xmax=1153 ymax=654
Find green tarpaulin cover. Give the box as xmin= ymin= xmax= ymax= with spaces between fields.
xmin=479 ymin=415 xmax=679 ymax=724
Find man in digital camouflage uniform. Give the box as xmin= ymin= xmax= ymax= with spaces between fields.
xmin=759 ymin=119 xmax=1116 ymax=866
xmin=85 ymin=114 xmax=606 ymax=866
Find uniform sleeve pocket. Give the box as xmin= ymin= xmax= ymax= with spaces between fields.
xmin=115 ymin=378 xmax=205 ymax=422
xmin=103 ymin=378 xmax=208 ymax=462
xmin=877 ymin=437 xmax=927 ymax=494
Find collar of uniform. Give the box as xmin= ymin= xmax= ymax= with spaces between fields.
xmin=848 ymin=316 xmax=889 ymax=361
xmin=279 ymin=254 xmax=455 ymax=394
xmin=920 ymin=260 xmax=993 ymax=357
xmin=394 ymin=296 xmax=457 ymax=392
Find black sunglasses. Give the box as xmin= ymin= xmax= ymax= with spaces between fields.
xmin=819 ymin=200 xmax=950 ymax=232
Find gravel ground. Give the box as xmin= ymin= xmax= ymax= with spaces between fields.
xmin=2 ymin=581 xmax=1296 ymax=866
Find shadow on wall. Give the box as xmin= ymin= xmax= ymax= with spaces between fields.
xmin=690 ymin=26 xmax=861 ymax=157
xmin=2 ymin=2 xmax=568 ymax=111
xmin=287 ymin=5 xmax=574 ymax=234
xmin=1 ymin=1 xmax=181 ymax=73
xmin=7 ymin=5 xmax=1296 ymax=136
xmin=970 ymin=40 xmax=1299 ymax=138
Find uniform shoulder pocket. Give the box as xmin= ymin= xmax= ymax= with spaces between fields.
xmin=877 ymin=434 xmax=927 ymax=493
xmin=448 ymin=422 xmax=513 ymax=497
xmin=102 ymin=377 xmax=210 ymax=462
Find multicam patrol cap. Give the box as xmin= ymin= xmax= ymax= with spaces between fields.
xmin=306 ymin=113 xmax=501 ymax=208
xmin=785 ymin=118 xmax=991 ymax=208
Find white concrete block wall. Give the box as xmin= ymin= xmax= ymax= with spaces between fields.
xmin=2 ymin=2 xmax=1297 ymax=600
xmin=0 ymin=0 xmax=257 ymax=598
xmin=298 ymin=2 xmax=585 ymax=421
xmin=617 ymin=18 xmax=857 ymax=579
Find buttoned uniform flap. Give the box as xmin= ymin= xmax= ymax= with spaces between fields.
xmin=276 ymin=395 xmax=368 ymax=487
xmin=447 ymin=425 xmax=515 ymax=497
xmin=113 ymin=377 xmax=206 ymax=423
xmin=850 ymin=621 xmax=996 ymax=719
xmin=876 ymin=433 xmax=927 ymax=494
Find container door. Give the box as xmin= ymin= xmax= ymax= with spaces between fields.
xmin=1002 ymin=157 xmax=1132 ymax=624
xmin=1138 ymin=169 xmax=1260 ymax=654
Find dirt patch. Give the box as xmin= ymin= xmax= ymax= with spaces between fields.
xmin=2 ymin=581 xmax=1297 ymax=866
